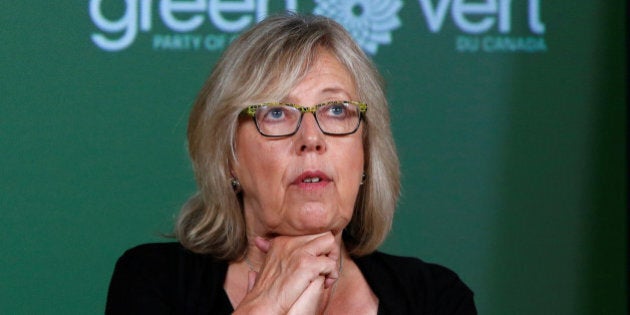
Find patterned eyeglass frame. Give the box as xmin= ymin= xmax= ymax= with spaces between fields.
xmin=240 ymin=100 xmax=368 ymax=137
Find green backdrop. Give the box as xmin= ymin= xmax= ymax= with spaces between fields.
xmin=1 ymin=1 xmax=626 ymax=314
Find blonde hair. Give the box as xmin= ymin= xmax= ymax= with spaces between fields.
xmin=176 ymin=13 xmax=400 ymax=260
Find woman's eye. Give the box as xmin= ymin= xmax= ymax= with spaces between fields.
xmin=266 ymin=108 xmax=286 ymax=120
xmin=327 ymin=104 xmax=347 ymax=117
xmin=331 ymin=106 xmax=344 ymax=115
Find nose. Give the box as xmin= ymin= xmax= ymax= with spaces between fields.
xmin=294 ymin=113 xmax=326 ymax=154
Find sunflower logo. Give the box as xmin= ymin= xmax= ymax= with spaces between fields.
xmin=313 ymin=0 xmax=403 ymax=55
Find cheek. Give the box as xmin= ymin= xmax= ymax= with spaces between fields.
xmin=234 ymin=127 xmax=289 ymax=193
xmin=335 ymin=137 xmax=365 ymax=194
xmin=234 ymin=125 xmax=264 ymax=182
xmin=347 ymin=135 xmax=365 ymax=170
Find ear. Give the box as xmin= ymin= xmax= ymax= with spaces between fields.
xmin=228 ymin=158 xmax=240 ymax=180
xmin=228 ymin=162 xmax=243 ymax=193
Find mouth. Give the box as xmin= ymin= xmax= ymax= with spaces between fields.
xmin=293 ymin=171 xmax=331 ymax=187
xmin=302 ymin=177 xmax=322 ymax=183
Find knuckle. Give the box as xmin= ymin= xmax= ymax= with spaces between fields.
xmin=295 ymin=254 xmax=313 ymax=269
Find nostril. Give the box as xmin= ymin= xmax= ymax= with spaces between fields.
xmin=299 ymin=143 xmax=322 ymax=152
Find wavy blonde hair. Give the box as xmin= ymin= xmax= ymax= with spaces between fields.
xmin=176 ymin=13 xmax=400 ymax=260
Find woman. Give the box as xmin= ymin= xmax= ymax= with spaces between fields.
xmin=106 ymin=13 xmax=476 ymax=314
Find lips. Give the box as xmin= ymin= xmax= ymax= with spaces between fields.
xmin=292 ymin=171 xmax=331 ymax=186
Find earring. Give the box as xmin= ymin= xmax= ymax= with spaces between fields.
xmin=360 ymin=172 xmax=366 ymax=185
xmin=230 ymin=177 xmax=241 ymax=192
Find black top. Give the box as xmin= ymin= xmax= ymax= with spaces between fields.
xmin=106 ymin=242 xmax=476 ymax=314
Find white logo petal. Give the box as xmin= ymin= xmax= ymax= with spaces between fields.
xmin=314 ymin=0 xmax=403 ymax=55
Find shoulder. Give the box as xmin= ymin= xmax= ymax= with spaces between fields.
xmin=106 ymin=242 xmax=230 ymax=314
xmin=116 ymin=242 xmax=201 ymax=267
xmin=355 ymin=251 xmax=477 ymax=315
xmin=357 ymin=251 xmax=467 ymax=288
xmin=113 ymin=242 xmax=219 ymax=280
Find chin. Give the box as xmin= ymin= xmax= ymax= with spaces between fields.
xmin=272 ymin=202 xmax=351 ymax=236
xmin=270 ymin=217 xmax=348 ymax=237
xmin=292 ymin=215 xmax=348 ymax=236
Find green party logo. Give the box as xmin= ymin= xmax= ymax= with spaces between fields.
xmin=89 ymin=0 xmax=298 ymax=52
xmin=89 ymin=0 xmax=544 ymax=54
xmin=89 ymin=0 xmax=403 ymax=55
xmin=417 ymin=0 xmax=547 ymax=53
xmin=313 ymin=0 xmax=403 ymax=55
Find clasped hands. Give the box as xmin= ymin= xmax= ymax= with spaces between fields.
xmin=234 ymin=232 xmax=342 ymax=315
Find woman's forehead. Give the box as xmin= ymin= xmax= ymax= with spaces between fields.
xmin=287 ymin=53 xmax=355 ymax=98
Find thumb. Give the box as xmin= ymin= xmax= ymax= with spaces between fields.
xmin=254 ymin=236 xmax=271 ymax=253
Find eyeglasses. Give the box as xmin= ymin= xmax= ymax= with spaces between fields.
xmin=241 ymin=100 xmax=367 ymax=137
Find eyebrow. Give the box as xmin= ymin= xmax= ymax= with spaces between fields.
xmin=283 ymin=87 xmax=353 ymax=103
xmin=321 ymin=87 xmax=353 ymax=97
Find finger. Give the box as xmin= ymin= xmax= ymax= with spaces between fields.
xmin=254 ymin=236 xmax=271 ymax=253
xmin=256 ymin=253 xmax=338 ymax=300
xmin=295 ymin=255 xmax=340 ymax=285
xmin=256 ymin=232 xmax=335 ymax=260
xmin=264 ymin=233 xmax=340 ymax=284
xmin=302 ymin=232 xmax=339 ymax=261
xmin=240 ymin=234 xmax=340 ymax=313
xmin=287 ymin=277 xmax=325 ymax=315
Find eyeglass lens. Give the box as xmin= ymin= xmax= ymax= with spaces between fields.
xmin=255 ymin=102 xmax=361 ymax=136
